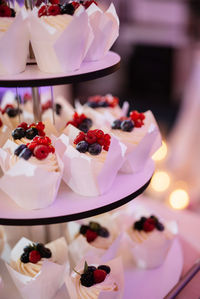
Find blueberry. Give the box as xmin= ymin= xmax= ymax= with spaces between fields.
xmin=81 ymin=118 xmax=92 ymax=128
xmin=20 ymin=252 xmax=29 ymax=263
xmin=111 ymin=119 xmax=122 ymax=130
xmin=12 ymin=127 xmax=26 ymax=140
xmin=55 ymin=103 xmax=62 ymax=115
xmin=97 ymin=265 xmax=111 ymax=274
xmin=134 ymin=221 xmax=143 ymax=231
xmin=14 ymin=144 xmax=27 ymax=156
xmin=87 ymin=266 xmax=96 ymax=273
xmin=25 ymin=127 xmax=38 ymax=140
xmin=76 ymin=141 xmax=89 ymax=153
xmin=80 ymin=225 xmax=89 ymax=235
xmin=78 ymin=123 xmax=89 ymax=133
xmin=19 ymin=148 xmax=32 ymax=160
xmin=88 ymin=143 xmax=102 ymax=155
xmin=87 ymin=102 xmax=98 ymax=108
xmin=23 ymin=244 xmax=34 ymax=254
xmin=6 ymin=108 xmax=20 ymax=118
xmin=99 ymin=101 xmax=109 ymax=107
xmin=98 ymin=227 xmax=110 ymax=238
xmin=10 ymin=8 xmax=16 ymax=17
xmin=36 ymin=243 xmax=52 ymax=258
xmin=80 ymin=271 xmax=94 ymax=287
xmin=156 ymin=222 xmax=165 ymax=231
xmin=121 ymin=120 xmax=134 ymax=132
xmin=140 ymin=217 xmax=147 ymax=224
xmin=60 ymin=3 xmax=75 ymax=15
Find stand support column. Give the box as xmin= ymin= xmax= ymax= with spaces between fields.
xmin=31 ymin=87 xmax=41 ymax=122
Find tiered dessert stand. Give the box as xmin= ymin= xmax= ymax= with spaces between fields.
xmin=0 ymin=51 xmax=182 ymax=299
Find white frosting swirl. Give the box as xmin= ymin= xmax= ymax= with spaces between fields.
xmin=129 ymin=227 xmax=173 ymax=244
xmin=10 ymin=259 xmax=44 ymax=278
xmin=10 ymin=152 xmax=59 ymax=172
xmin=41 ymin=14 xmax=72 ymax=31
xmin=0 ymin=17 xmax=14 ymax=33
xmin=72 ymin=267 xmax=118 ymax=299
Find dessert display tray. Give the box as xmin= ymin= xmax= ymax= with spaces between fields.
xmin=0 ymin=238 xmax=183 ymax=299
xmin=0 ymin=159 xmax=154 ymax=226
xmin=0 ymin=52 xmax=120 ymax=87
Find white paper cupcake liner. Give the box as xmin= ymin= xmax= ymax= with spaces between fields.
xmin=0 ymin=139 xmax=63 ymax=210
xmin=0 ymin=8 xmax=29 ymax=75
xmin=85 ymin=3 xmax=119 ymax=61
xmin=6 ymin=237 xmax=68 ymax=299
xmin=29 ymin=9 xmax=93 ymax=73
xmin=57 ymin=125 xmax=126 ymax=196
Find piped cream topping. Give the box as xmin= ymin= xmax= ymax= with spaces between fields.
xmin=10 ymin=259 xmax=44 ymax=278
xmin=129 ymin=228 xmax=173 ymax=244
xmin=0 ymin=17 xmax=14 ymax=32
xmin=41 ymin=14 xmax=73 ymax=31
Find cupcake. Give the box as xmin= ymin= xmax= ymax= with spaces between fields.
xmin=110 ymin=110 xmax=162 ymax=173
xmin=29 ymin=1 xmax=93 ymax=73
xmin=65 ymin=257 xmax=124 ymax=299
xmin=7 ymin=237 xmax=68 ymax=299
xmin=0 ymin=117 xmax=10 ymax=147
xmin=127 ymin=215 xmax=177 ymax=269
xmin=65 ymin=111 xmax=93 ymax=133
xmin=0 ymin=136 xmax=63 ymax=209
xmin=0 ymin=3 xmax=29 ymax=74
xmin=58 ymin=124 xmax=126 ymax=196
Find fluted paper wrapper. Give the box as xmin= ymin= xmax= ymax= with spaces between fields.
xmin=57 ymin=125 xmax=126 ymax=196
xmin=29 ymin=9 xmax=93 ymax=73
xmin=0 ymin=125 xmax=11 ymax=147
xmin=0 ymin=226 xmax=5 ymax=256
xmin=66 ymin=214 xmax=120 ymax=267
xmin=65 ymin=256 xmax=124 ymax=299
xmin=85 ymin=3 xmax=119 ymax=61
xmin=114 ymin=111 xmax=162 ymax=173
xmin=6 ymin=237 xmax=68 ymax=299
xmin=0 ymin=8 xmax=29 ymax=75
xmin=0 ymin=139 xmax=63 ymax=210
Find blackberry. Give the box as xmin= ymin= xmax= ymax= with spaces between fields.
xmin=20 ymin=252 xmax=29 ymax=263
xmin=80 ymin=271 xmax=94 ymax=287
xmin=97 ymin=265 xmax=111 ymax=274
xmin=80 ymin=225 xmax=89 ymax=235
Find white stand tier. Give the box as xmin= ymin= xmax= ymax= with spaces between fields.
xmin=0 ymin=159 xmax=154 ymax=225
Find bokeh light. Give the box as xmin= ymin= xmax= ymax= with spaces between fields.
xmin=152 ymin=141 xmax=168 ymax=161
xmin=169 ymin=189 xmax=189 ymax=210
xmin=151 ymin=171 xmax=170 ymax=192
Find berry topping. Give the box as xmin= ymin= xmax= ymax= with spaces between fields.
xmin=85 ymin=229 xmax=98 ymax=243
xmin=12 ymin=127 xmax=26 ymax=140
xmin=0 ymin=4 xmax=12 ymax=17
xmin=60 ymin=3 xmax=75 ymax=15
xmin=18 ymin=122 xmax=28 ymax=131
xmin=29 ymin=250 xmax=41 ymax=264
xmin=80 ymin=225 xmax=89 ymax=235
xmin=55 ymin=103 xmax=62 ymax=115
xmin=36 ymin=243 xmax=52 ymax=258
xmin=71 ymin=1 xmax=80 ymax=9
xmin=20 ymin=252 xmax=30 ymax=264
xmin=87 ymin=266 xmax=97 ymax=272
xmin=85 ymin=131 xmax=97 ymax=144
xmin=0 ymin=118 xmax=2 ymax=128
xmin=120 ymin=120 xmax=134 ymax=132
xmin=14 ymin=144 xmax=27 ymax=156
xmin=143 ymin=218 xmax=155 ymax=232
xmin=47 ymin=4 xmax=61 ymax=16
xmin=130 ymin=110 xmax=145 ymax=128
xmin=89 ymin=221 xmax=101 ymax=232
xmin=83 ymin=0 xmax=97 ymax=8
xmin=7 ymin=107 xmax=21 ymax=118
xmin=112 ymin=119 xmax=122 ymax=130
xmin=80 ymin=271 xmax=94 ymax=287
xmin=33 ymin=145 xmax=50 ymax=160
xmin=88 ymin=143 xmax=102 ymax=155
xmin=74 ymin=132 xmax=85 ymax=145
xmin=76 ymin=141 xmax=89 ymax=153
xmin=156 ymin=222 xmax=165 ymax=231
xmin=93 ymin=269 xmax=107 ymax=284
xmin=50 ymin=0 xmax=59 ymax=4
xmin=98 ymin=227 xmax=110 ymax=238
xmin=38 ymin=5 xmax=47 ymax=17
xmin=97 ymin=265 xmax=111 ymax=274
xmin=87 ymin=94 xmax=119 ymax=109
xmin=134 ymin=216 xmax=164 ymax=233
xmin=67 ymin=112 xmax=92 ymax=133
xmin=19 ymin=148 xmax=32 ymax=160
xmin=25 ymin=127 xmax=38 ymax=140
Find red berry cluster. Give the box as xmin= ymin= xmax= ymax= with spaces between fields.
xmin=130 ymin=110 xmax=145 ymax=128
xmin=38 ymin=4 xmax=61 ymax=17
xmin=0 ymin=3 xmax=14 ymax=17
xmin=74 ymin=129 xmax=111 ymax=151
xmin=0 ymin=118 xmax=3 ymax=128
xmin=66 ymin=112 xmax=86 ymax=127
xmin=23 ymin=93 xmax=32 ymax=103
xmin=1 ymin=104 xmax=14 ymax=114
xmin=88 ymin=94 xmax=119 ymax=108
xmin=20 ymin=243 xmax=52 ymax=264
xmin=80 ymin=262 xmax=111 ymax=287
xmin=42 ymin=100 xmax=52 ymax=112
xmin=18 ymin=122 xmax=45 ymax=137
xmin=83 ymin=0 xmax=98 ymax=9
xmin=134 ymin=215 xmax=165 ymax=232
xmin=27 ymin=136 xmax=55 ymax=160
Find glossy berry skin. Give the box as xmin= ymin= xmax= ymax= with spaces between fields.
xmin=14 ymin=144 xmax=27 ymax=156
xmin=12 ymin=127 xmax=26 ymax=140
xmin=76 ymin=141 xmax=89 ymax=153
xmin=55 ymin=103 xmax=62 ymax=115
xmin=33 ymin=145 xmax=49 ymax=160
xmin=120 ymin=120 xmax=134 ymax=132
xmin=98 ymin=265 xmax=111 ymax=274
xmin=88 ymin=143 xmax=102 ymax=155
xmin=60 ymin=3 xmax=75 ymax=15
xmin=143 ymin=219 xmax=155 ymax=232
xmin=87 ymin=266 xmax=96 ymax=273
xmin=112 ymin=119 xmax=121 ymax=130
xmin=6 ymin=108 xmax=19 ymax=118
xmin=78 ymin=123 xmax=89 ymax=133
xmin=87 ymin=101 xmax=98 ymax=108
xmin=19 ymin=148 xmax=32 ymax=160
xmin=80 ymin=225 xmax=89 ymax=235
xmin=99 ymin=101 xmax=109 ymax=107
xmin=81 ymin=118 xmax=92 ymax=128
xmin=20 ymin=252 xmax=29 ymax=263
xmin=85 ymin=229 xmax=98 ymax=243
xmin=93 ymin=269 xmax=107 ymax=284
xmin=156 ymin=222 xmax=165 ymax=231
xmin=98 ymin=227 xmax=110 ymax=238
xmin=36 ymin=243 xmax=52 ymax=258
xmin=134 ymin=221 xmax=143 ymax=231
xmin=29 ymin=250 xmax=41 ymax=264
xmin=25 ymin=127 xmax=38 ymax=140
xmin=80 ymin=271 xmax=94 ymax=287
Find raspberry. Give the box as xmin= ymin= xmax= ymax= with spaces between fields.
xmin=29 ymin=250 xmax=41 ymax=264
xmin=0 ymin=119 xmax=2 ymax=128
xmin=103 ymin=145 xmax=109 ymax=151
xmin=88 ymin=95 xmax=102 ymax=103
xmin=0 ymin=5 xmax=11 ymax=17
xmin=134 ymin=119 xmax=143 ymax=128
xmin=36 ymin=122 xmax=45 ymax=132
xmin=74 ymin=132 xmax=85 ymax=145
xmin=93 ymin=269 xmax=107 ymax=284
xmin=18 ymin=122 xmax=28 ymax=131
xmin=2 ymin=104 xmax=14 ymax=114
xmin=27 ymin=142 xmax=38 ymax=151
xmin=97 ymin=137 xmax=104 ymax=146
xmin=143 ymin=219 xmax=155 ymax=232
xmin=34 ymin=145 xmax=50 ymax=160
xmin=130 ymin=110 xmax=140 ymax=121
xmin=42 ymin=100 xmax=52 ymax=112
xmin=49 ymin=0 xmax=59 ymax=4
xmin=85 ymin=131 xmax=97 ymax=144
xmin=23 ymin=93 xmax=32 ymax=102
xmin=38 ymin=5 xmax=47 ymax=17
xmin=105 ymin=95 xmax=119 ymax=108
xmin=140 ymin=113 xmax=145 ymax=120
xmin=47 ymin=4 xmax=61 ymax=16
xmin=71 ymin=1 xmax=80 ymax=9
xmin=95 ymin=130 xmax=104 ymax=139
xmin=85 ymin=229 xmax=98 ymax=243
